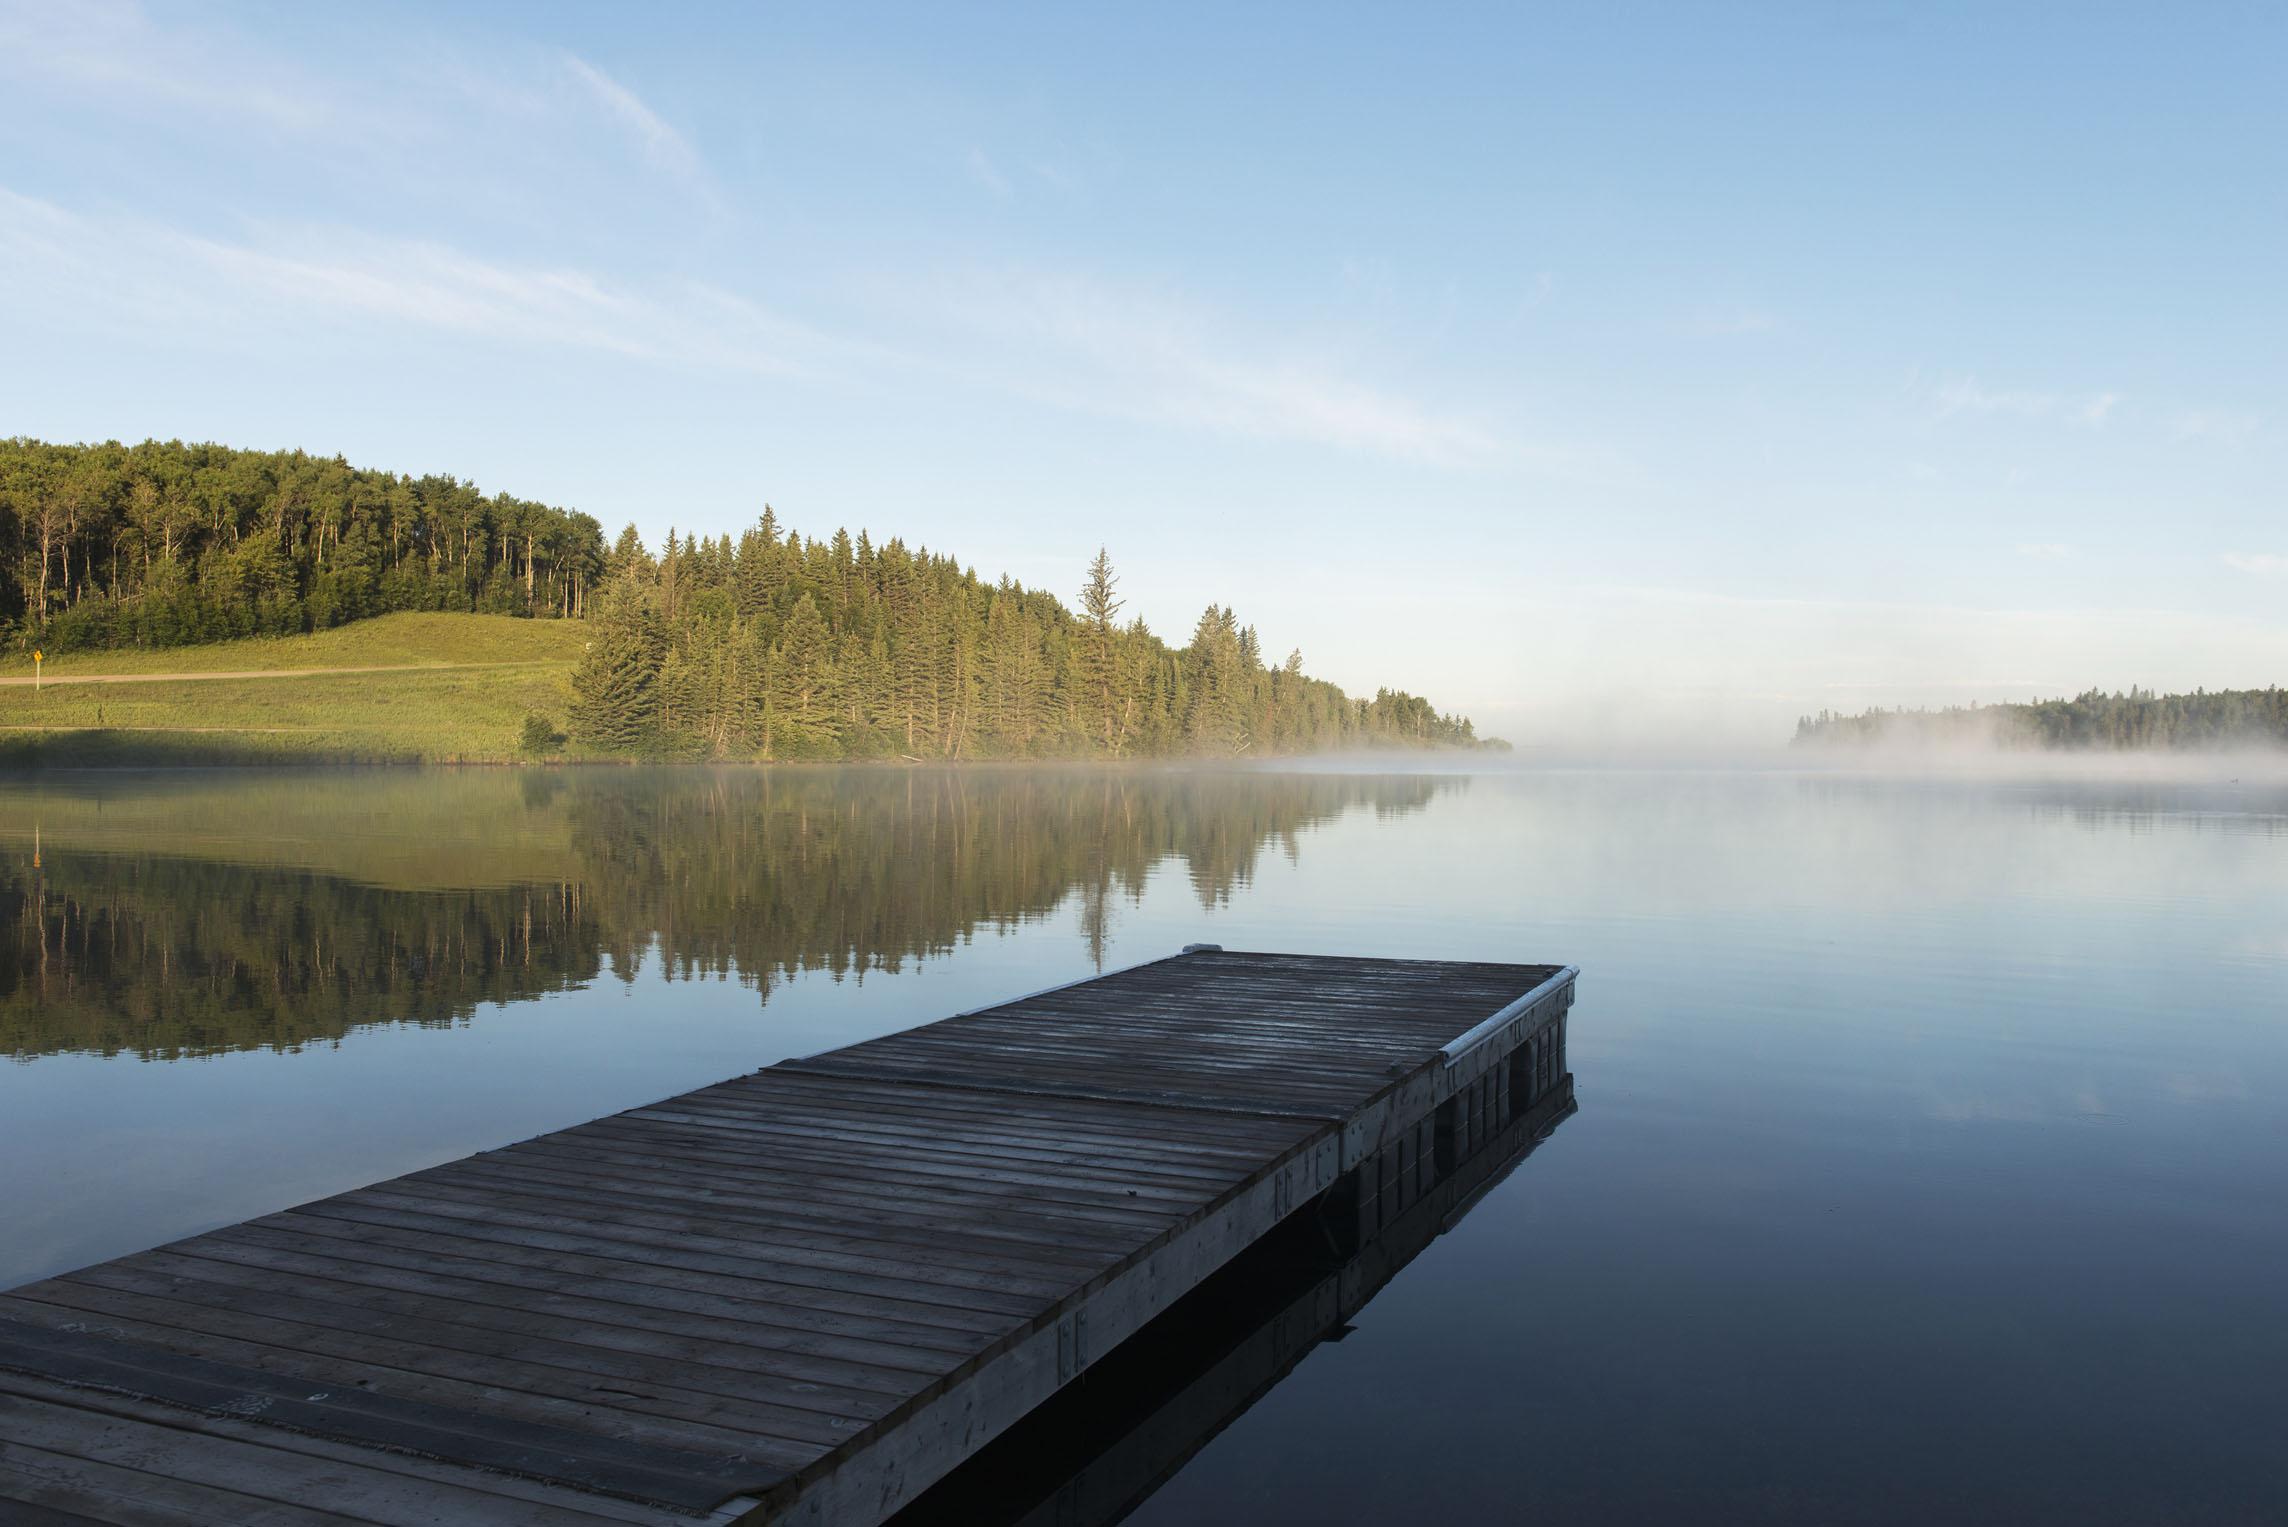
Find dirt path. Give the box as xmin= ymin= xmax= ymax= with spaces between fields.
xmin=0 ymin=662 xmax=545 ymax=688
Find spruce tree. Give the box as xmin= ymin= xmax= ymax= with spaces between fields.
xmin=569 ymin=581 xmax=664 ymax=751
xmin=1078 ymin=548 xmax=1125 ymax=754
xmin=770 ymin=593 xmax=838 ymax=753
xmin=606 ymin=523 xmax=648 ymax=583
xmin=1184 ymin=605 xmax=1246 ymax=756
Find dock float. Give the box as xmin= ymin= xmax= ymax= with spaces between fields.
xmin=0 ymin=948 xmax=1578 ymax=1526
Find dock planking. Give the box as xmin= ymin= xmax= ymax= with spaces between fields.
xmin=888 ymin=1072 xmax=1581 ymax=1527
xmin=0 ymin=948 xmax=1578 ymax=1526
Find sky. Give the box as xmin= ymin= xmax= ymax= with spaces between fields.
xmin=2 ymin=0 xmax=2283 ymax=752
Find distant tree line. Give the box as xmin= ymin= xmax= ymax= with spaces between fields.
xmin=1794 ymin=687 xmax=2288 ymax=749
xmin=0 ymin=438 xmax=604 ymax=651
xmin=0 ymin=438 xmax=1497 ymax=757
xmin=565 ymin=519 xmax=1497 ymax=759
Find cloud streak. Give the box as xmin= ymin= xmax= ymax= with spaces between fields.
xmin=562 ymin=54 xmax=705 ymax=189
xmin=0 ymin=0 xmax=329 ymax=126
xmin=0 ymin=187 xmax=808 ymax=373
xmin=1934 ymin=378 xmax=2120 ymax=427
xmin=966 ymin=147 xmax=1013 ymax=199
xmin=877 ymin=268 xmax=1563 ymax=470
xmin=0 ymin=181 xmax=1573 ymax=471
xmin=2172 ymin=409 xmax=2258 ymax=443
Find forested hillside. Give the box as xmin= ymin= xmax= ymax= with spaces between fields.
xmin=0 ymin=438 xmax=1496 ymax=759
xmin=0 ymin=438 xmax=603 ymax=649
xmin=568 ymin=530 xmax=1488 ymax=758
xmin=1794 ymin=687 xmax=2288 ymax=750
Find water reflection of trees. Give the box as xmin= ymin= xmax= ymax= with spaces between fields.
xmin=0 ymin=768 xmax=1453 ymax=1061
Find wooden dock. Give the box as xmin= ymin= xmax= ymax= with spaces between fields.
xmin=0 ymin=948 xmax=1577 ymax=1526
xmin=889 ymin=1070 xmax=1579 ymax=1527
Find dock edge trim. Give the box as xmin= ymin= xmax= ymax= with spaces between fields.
xmin=1436 ymin=965 xmax=1578 ymax=1069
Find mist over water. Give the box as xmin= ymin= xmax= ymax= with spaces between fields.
xmin=3 ymin=764 xmax=2283 ymax=1523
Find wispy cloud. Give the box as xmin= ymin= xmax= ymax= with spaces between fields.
xmin=966 ymin=147 xmax=1013 ymax=200
xmin=4 ymin=11 xmax=719 ymax=197
xmin=2172 ymin=408 xmax=2258 ymax=443
xmin=1935 ymin=381 xmax=2054 ymax=418
xmin=0 ymin=0 xmax=328 ymax=125
xmin=0 ymin=186 xmax=807 ymax=372
xmin=2224 ymin=551 xmax=2288 ymax=578
xmin=1934 ymin=378 xmax=2121 ymax=427
xmin=562 ymin=54 xmax=704 ymax=189
xmin=2018 ymin=543 xmax=2071 ymax=560
xmin=887 ymin=269 xmax=1533 ymax=468
xmin=5 ymin=186 xmax=1527 ymax=470
xmin=1 ymin=175 xmax=1590 ymax=471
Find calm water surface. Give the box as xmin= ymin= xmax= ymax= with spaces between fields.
xmin=3 ymin=765 xmax=2284 ymax=1523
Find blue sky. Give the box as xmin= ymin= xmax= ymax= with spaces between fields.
xmin=3 ymin=1 xmax=2282 ymax=748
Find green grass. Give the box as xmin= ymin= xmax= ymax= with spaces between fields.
xmin=0 ymin=613 xmax=587 ymax=764
xmin=0 ymin=610 xmax=586 ymax=676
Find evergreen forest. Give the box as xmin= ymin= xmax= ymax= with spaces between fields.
xmin=0 ymin=438 xmax=1495 ymax=759
xmin=569 ymin=526 xmax=1489 ymax=759
xmin=0 ymin=437 xmax=604 ymax=648
xmin=1794 ymin=687 xmax=2288 ymax=749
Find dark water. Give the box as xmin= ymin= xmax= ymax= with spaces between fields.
xmin=3 ymin=765 xmax=2285 ymax=1523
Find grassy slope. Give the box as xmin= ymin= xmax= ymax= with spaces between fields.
xmin=0 ymin=612 xmax=585 ymax=764
xmin=0 ymin=611 xmax=583 ymax=675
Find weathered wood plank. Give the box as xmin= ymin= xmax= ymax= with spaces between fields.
xmin=0 ymin=1291 xmax=829 ymax=1467
xmin=280 ymin=1194 xmax=1069 ymax=1314
xmin=202 ymin=1221 xmax=1013 ymax=1353
xmin=226 ymin=1212 xmax=1022 ymax=1339
xmin=428 ymin=1151 xmax=1162 ymax=1255
xmin=6 ymin=1362 xmax=768 ymax=1526
xmin=53 ymin=1261 xmax=916 ymax=1417
xmin=0 ymin=1381 xmax=695 ymax=1526
xmin=345 ymin=1181 xmax=1113 ymax=1294
xmin=0 ymin=1441 xmax=359 ymax=1527
xmin=548 ymin=1117 xmax=1224 ymax=1210
xmin=622 ymin=1092 xmax=1293 ymax=1171
xmin=133 ymin=1242 xmax=964 ymax=1383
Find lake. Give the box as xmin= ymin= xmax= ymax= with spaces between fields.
xmin=4 ymin=763 xmax=2284 ymax=1524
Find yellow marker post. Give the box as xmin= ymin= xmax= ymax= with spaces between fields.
xmin=32 ymin=650 xmax=40 ymax=692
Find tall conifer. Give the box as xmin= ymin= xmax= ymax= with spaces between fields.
xmin=1078 ymin=548 xmax=1125 ymax=754
xmin=569 ymin=581 xmax=664 ymax=750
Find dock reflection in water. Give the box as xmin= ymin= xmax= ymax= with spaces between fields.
xmin=895 ymin=1068 xmax=1579 ymax=1527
